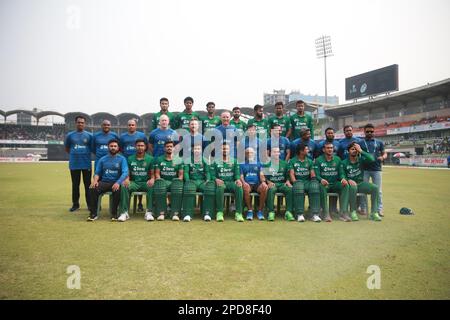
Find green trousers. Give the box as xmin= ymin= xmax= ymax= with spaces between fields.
xmin=154 ymin=179 xmax=183 ymax=217
xmin=216 ymin=181 xmax=243 ymax=214
xmin=182 ymin=180 xmax=216 ymax=218
xmin=119 ymin=181 xmax=152 ymax=214
xmin=319 ymin=182 xmax=349 ymax=215
xmin=292 ymin=180 xmax=320 ymax=216
xmin=349 ymin=182 xmax=379 ymax=214
xmin=267 ymin=183 xmax=293 ymax=212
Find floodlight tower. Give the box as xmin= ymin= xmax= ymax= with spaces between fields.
xmin=315 ymin=35 xmax=333 ymax=104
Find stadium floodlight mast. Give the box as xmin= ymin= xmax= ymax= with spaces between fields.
xmin=315 ymin=35 xmax=333 ymax=104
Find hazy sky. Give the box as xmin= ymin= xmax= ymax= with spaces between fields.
xmin=0 ymin=0 xmax=449 ymax=115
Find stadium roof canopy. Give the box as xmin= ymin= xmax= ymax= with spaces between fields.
xmin=91 ymin=112 xmax=119 ymax=126
xmin=325 ymin=78 xmax=450 ymax=116
xmin=117 ymin=113 xmax=141 ymax=125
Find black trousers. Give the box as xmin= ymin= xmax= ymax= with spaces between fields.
xmin=89 ymin=181 xmax=121 ymax=217
xmin=70 ymin=169 xmax=92 ymax=208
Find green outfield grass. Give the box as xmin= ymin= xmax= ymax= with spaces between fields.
xmin=0 ymin=163 xmax=449 ymax=300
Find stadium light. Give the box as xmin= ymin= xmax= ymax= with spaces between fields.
xmin=315 ymin=35 xmax=333 ymax=104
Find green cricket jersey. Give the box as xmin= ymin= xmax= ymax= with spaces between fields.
xmin=288 ymin=157 xmax=314 ymax=182
xmin=247 ymin=118 xmax=269 ymax=137
xmin=263 ymin=160 xmax=289 ymax=184
xmin=150 ymin=111 xmax=175 ymax=131
xmin=184 ymin=158 xmax=210 ymax=181
xmin=268 ymin=115 xmax=291 ymax=137
xmin=201 ymin=115 xmax=221 ymax=133
xmin=210 ymin=158 xmax=240 ymax=182
xmin=231 ymin=119 xmax=247 ymax=132
xmin=314 ymin=155 xmax=344 ymax=184
xmin=127 ymin=154 xmax=153 ymax=183
xmin=155 ymin=156 xmax=183 ymax=181
xmin=174 ymin=111 xmax=200 ymax=131
xmin=290 ymin=113 xmax=314 ymax=139
xmin=341 ymin=151 xmax=375 ymax=184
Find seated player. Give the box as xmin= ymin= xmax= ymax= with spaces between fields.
xmin=342 ymin=142 xmax=382 ymax=221
xmin=117 ymin=139 xmax=155 ymax=222
xmin=288 ymin=143 xmax=321 ymax=222
xmin=263 ymin=147 xmax=294 ymax=221
xmin=314 ymin=141 xmax=350 ymax=222
xmin=88 ymin=139 xmax=128 ymax=221
xmin=181 ymin=144 xmax=216 ymax=222
xmin=240 ymin=147 xmax=268 ymax=220
xmin=153 ymin=141 xmax=184 ymax=221
xmin=210 ymin=143 xmax=244 ymax=222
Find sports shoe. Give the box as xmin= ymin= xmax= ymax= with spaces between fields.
xmin=137 ymin=203 xmax=144 ymax=213
xmin=246 ymin=210 xmax=254 ymax=220
xmin=256 ymin=211 xmax=264 ymax=220
xmin=358 ymin=208 xmax=368 ymax=216
xmin=297 ymin=214 xmax=306 ymax=222
xmin=370 ymin=212 xmax=382 ymax=221
xmin=183 ymin=215 xmax=191 ymax=222
xmin=268 ymin=211 xmax=275 ymax=221
xmin=311 ymin=214 xmax=322 ymax=222
xmin=285 ymin=211 xmax=295 ymax=221
xmin=204 ymin=214 xmax=211 ymax=222
xmin=87 ymin=215 xmax=97 ymax=222
xmin=70 ymin=206 xmax=80 ymax=212
xmin=172 ymin=214 xmax=180 ymax=221
xmin=111 ymin=216 xmax=118 ymax=222
xmin=350 ymin=211 xmax=359 ymax=221
xmin=157 ymin=214 xmax=165 ymax=221
xmin=118 ymin=212 xmax=129 ymax=222
xmin=216 ymin=211 xmax=224 ymax=222
xmin=378 ymin=210 xmax=384 ymax=217
xmin=145 ymin=211 xmax=154 ymax=221
xmin=339 ymin=214 xmax=352 ymax=222
xmin=324 ymin=214 xmax=332 ymax=222
xmin=235 ymin=212 xmax=244 ymax=222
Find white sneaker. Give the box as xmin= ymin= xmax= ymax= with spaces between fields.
xmin=172 ymin=214 xmax=180 ymax=221
xmin=312 ymin=214 xmax=322 ymax=222
xmin=204 ymin=214 xmax=211 ymax=222
xmin=145 ymin=211 xmax=154 ymax=221
xmin=157 ymin=214 xmax=165 ymax=221
xmin=183 ymin=215 xmax=191 ymax=222
xmin=118 ymin=212 xmax=129 ymax=222
xmin=297 ymin=214 xmax=306 ymax=222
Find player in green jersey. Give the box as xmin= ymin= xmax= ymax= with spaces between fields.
xmin=231 ymin=106 xmax=247 ymax=133
xmin=201 ymin=102 xmax=221 ymax=133
xmin=268 ymin=101 xmax=292 ymax=138
xmin=314 ymin=141 xmax=350 ymax=222
xmin=150 ymin=97 xmax=175 ymax=131
xmin=263 ymin=147 xmax=294 ymax=221
xmin=342 ymin=142 xmax=382 ymax=221
xmin=118 ymin=139 xmax=154 ymax=222
xmin=210 ymin=143 xmax=244 ymax=222
xmin=290 ymin=100 xmax=314 ymax=140
xmin=174 ymin=96 xmax=200 ymax=131
xmin=153 ymin=140 xmax=184 ymax=221
xmin=181 ymin=144 xmax=216 ymax=222
xmin=247 ymin=104 xmax=269 ymax=138
xmin=288 ymin=143 xmax=321 ymax=222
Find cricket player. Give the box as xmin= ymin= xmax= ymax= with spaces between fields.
xmin=149 ymin=97 xmax=175 ymax=131
xmin=268 ymin=101 xmax=292 ymax=138
xmin=290 ymin=100 xmax=314 ymax=140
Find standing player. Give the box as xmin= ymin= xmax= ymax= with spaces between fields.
xmin=214 ymin=111 xmax=239 ymax=159
xmin=359 ymin=123 xmax=387 ymax=216
xmin=181 ymin=144 xmax=216 ymax=222
xmin=288 ymin=144 xmax=321 ymax=222
xmin=290 ymin=128 xmax=317 ymax=160
xmin=88 ymin=139 xmax=128 ymax=221
xmin=118 ymin=139 xmax=155 ymax=222
xmin=342 ymin=142 xmax=382 ymax=221
xmin=210 ymin=143 xmax=244 ymax=222
xmin=150 ymin=97 xmax=175 ymax=131
xmin=267 ymin=123 xmax=291 ymax=161
xmin=263 ymin=147 xmax=294 ymax=221
xmin=244 ymin=124 xmax=263 ymax=163
xmin=201 ymin=102 xmax=221 ymax=133
xmin=314 ymin=142 xmax=350 ymax=222
xmin=268 ymin=101 xmax=291 ymax=138
xmin=247 ymin=104 xmax=269 ymax=138
xmin=290 ymin=100 xmax=314 ymax=140
xmin=148 ymin=114 xmax=179 ymax=158
xmin=240 ymin=147 xmax=268 ymax=220
xmin=337 ymin=125 xmax=361 ymax=160
xmin=153 ymin=141 xmax=184 ymax=221
xmin=316 ymin=127 xmax=339 ymax=157
xmin=119 ymin=119 xmax=148 ymax=212
xmin=231 ymin=106 xmax=247 ymax=134
xmin=92 ymin=120 xmax=119 ymax=168
xmin=179 ymin=118 xmax=204 ymax=160
xmin=174 ymin=96 xmax=200 ymax=131
xmin=65 ymin=115 xmax=93 ymax=212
